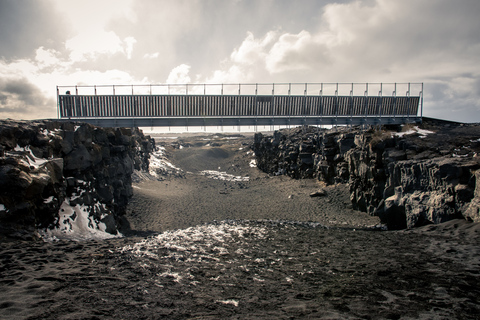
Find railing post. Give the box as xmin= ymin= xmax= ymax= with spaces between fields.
xmin=364 ymin=83 xmax=368 ymax=125
xmin=393 ymin=82 xmax=397 ymax=121
xmin=378 ymin=83 xmax=383 ymax=126
xmin=238 ymin=83 xmax=241 ymax=95
xmin=271 ymin=83 xmax=275 ymax=119
xmin=349 ymin=82 xmax=354 ymax=125
xmin=319 ymin=83 xmax=323 ymax=123
xmin=56 ymin=86 xmax=59 ymax=119
xmin=335 ymin=83 xmax=339 ymax=127
xmin=303 ymin=83 xmax=308 ymax=120
xmin=406 ymin=82 xmax=411 ymax=121
xmin=420 ymin=82 xmax=424 ymax=120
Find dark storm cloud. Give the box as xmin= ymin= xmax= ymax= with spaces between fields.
xmin=0 ymin=0 xmax=68 ymax=60
xmin=0 ymin=78 xmax=51 ymax=115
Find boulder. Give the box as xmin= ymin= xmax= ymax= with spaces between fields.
xmin=464 ymin=170 xmax=480 ymax=222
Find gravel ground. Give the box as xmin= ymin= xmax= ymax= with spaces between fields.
xmin=125 ymin=133 xmax=380 ymax=234
xmin=1 ymin=132 xmax=480 ymax=319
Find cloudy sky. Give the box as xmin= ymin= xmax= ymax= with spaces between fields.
xmin=1 ymin=0 xmax=479 ymax=123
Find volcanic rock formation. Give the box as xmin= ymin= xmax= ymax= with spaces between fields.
xmin=0 ymin=120 xmax=154 ymax=239
xmin=253 ymin=119 xmax=480 ymax=229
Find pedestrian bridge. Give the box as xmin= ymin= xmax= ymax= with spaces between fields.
xmin=57 ymin=83 xmax=423 ymax=128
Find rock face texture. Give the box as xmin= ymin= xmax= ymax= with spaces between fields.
xmin=253 ymin=119 xmax=480 ymax=229
xmin=0 ymin=120 xmax=154 ymax=239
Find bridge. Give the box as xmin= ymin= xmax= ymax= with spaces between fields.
xmin=56 ymin=82 xmax=423 ymax=128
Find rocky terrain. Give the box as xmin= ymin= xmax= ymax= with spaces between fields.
xmin=1 ymin=129 xmax=479 ymax=319
xmin=0 ymin=120 xmax=154 ymax=240
xmin=253 ymin=118 xmax=480 ymax=229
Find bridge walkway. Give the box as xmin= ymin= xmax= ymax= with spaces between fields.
xmin=57 ymin=83 xmax=423 ymax=127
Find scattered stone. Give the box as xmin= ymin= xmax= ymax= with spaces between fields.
xmin=310 ymin=189 xmax=327 ymax=197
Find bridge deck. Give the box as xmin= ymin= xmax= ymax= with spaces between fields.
xmin=58 ymin=94 xmax=421 ymax=127
xmin=57 ymin=83 xmax=423 ymax=127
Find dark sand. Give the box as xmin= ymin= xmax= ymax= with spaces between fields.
xmin=125 ymin=133 xmax=380 ymax=234
xmin=1 ymin=133 xmax=480 ymax=319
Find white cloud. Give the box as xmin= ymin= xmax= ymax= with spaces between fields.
xmin=230 ymin=31 xmax=274 ymax=66
xmin=52 ymin=0 xmax=136 ymax=32
xmin=34 ymin=47 xmax=62 ymax=69
xmin=66 ymin=31 xmax=123 ymax=62
xmin=124 ymin=36 xmax=137 ymax=60
xmin=166 ymin=64 xmax=192 ymax=84
xmin=206 ymin=65 xmax=251 ymax=85
xmin=266 ymin=30 xmax=330 ymax=74
xmin=143 ymin=52 xmax=159 ymax=59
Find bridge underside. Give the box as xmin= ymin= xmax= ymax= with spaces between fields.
xmin=68 ymin=115 xmax=421 ymax=128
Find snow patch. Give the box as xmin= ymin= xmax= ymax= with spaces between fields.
xmin=200 ymin=170 xmax=249 ymax=182
xmin=216 ymin=299 xmax=239 ymax=307
xmin=148 ymin=146 xmax=182 ymax=177
xmin=44 ymin=196 xmax=55 ymax=204
xmin=12 ymin=145 xmax=49 ymax=168
xmin=40 ymin=200 xmax=121 ymax=241
xmin=395 ymin=126 xmax=434 ymax=138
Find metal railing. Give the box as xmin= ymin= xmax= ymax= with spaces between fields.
xmin=56 ymin=82 xmax=423 ymax=127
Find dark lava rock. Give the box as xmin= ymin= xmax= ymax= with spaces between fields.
xmin=0 ymin=120 xmax=154 ymax=239
xmin=253 ymin=119 xmax=480 ymax=229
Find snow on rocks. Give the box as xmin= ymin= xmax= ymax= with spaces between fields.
xmin=39 ymin=200 xmax=122 ymax=241
xmin=394 ymin=126 xmax=435 ymax=138
xmin=148 ymin=146 xmax=183 ymax=178
xmin=0 ymin=120 xmax=154 ymax=240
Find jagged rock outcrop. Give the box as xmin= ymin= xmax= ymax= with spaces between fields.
xmin=253 ymin=120 xmax=480 ymax=229
xmin=0 ymin=120 xmax=154 ymax=239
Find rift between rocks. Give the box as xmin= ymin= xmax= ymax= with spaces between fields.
xmin=253 ymin=120 xmax=480 ymax=229
xmin=2 ymin=118 xmax=480 ymax=238
xmin=0 ymin=120 xmax=154 ymax=239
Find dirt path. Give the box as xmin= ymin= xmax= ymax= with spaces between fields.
xmin=125 ymin=134 xmax=380 ymax=233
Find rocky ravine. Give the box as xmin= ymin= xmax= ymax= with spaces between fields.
xmin=0 ymin=120 xmax=154 ymax=239
xmin=2 ymin=117 xmax=479 ymax=240
xmin=253 ymin=118 xmax=480 ymax=229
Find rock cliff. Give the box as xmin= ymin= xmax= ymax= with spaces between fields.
xmin=253 ymin=119 xmax=480 ymax=229
xmin=0 ymin=120 xmax=154 ymax=239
